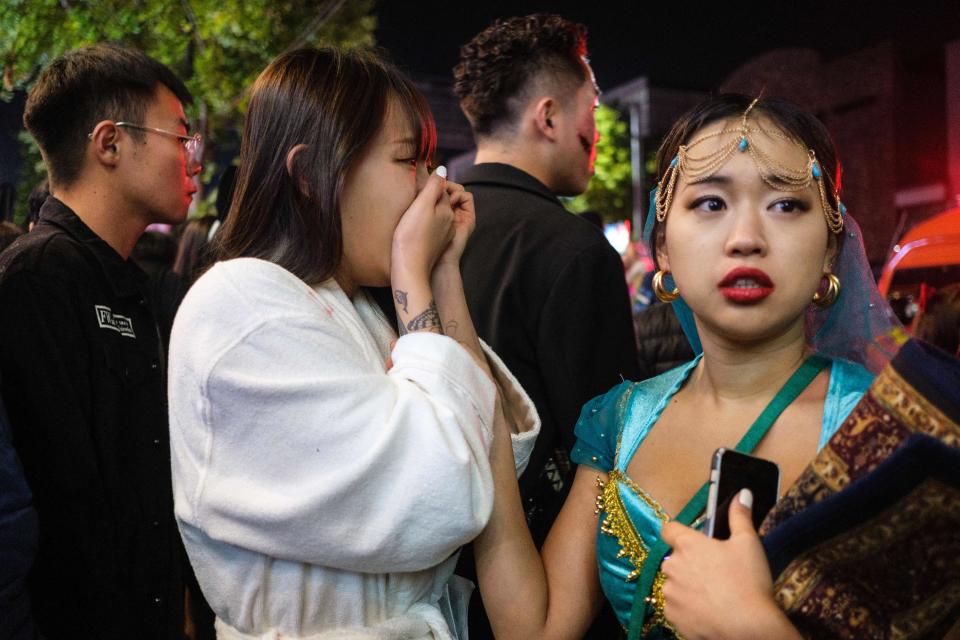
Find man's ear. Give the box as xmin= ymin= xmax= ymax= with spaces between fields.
xmin=533 ymin=97 xmax=558 ymax=141
xmin=88 ymin=120 xmax=121 ymax=168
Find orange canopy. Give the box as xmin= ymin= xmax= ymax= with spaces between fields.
xmin=878 ymin=208 xmax=960 ymax=295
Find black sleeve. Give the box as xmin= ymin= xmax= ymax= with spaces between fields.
xmin=536 ymin=241 xmax=640 ymax=451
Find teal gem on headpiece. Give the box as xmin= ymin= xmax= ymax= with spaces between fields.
xmin=840 ymin=202 xmax=847 ymax=215
xmin=812 ymin=162 xmax=822 ymax=179
xmin=738 ymin=137 xmax=748 ymax=152
xmin=669 ymin=155 xmax=679 ymax=168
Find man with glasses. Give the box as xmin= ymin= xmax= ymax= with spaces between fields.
xmin=0 ymin=44 xmax=206 ymax=638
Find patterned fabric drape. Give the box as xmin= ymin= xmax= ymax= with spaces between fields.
xmin=761 ymin=340 xmax=960 ymax=639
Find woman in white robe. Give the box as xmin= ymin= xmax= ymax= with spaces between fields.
xmin=167 ymin=47 xmax=538 ymax=640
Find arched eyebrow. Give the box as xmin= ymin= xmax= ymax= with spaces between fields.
xmin=687 ymin=174 xmax=731 ymax=187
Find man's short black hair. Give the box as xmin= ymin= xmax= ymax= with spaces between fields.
xmin=453 ymin=14 xmax=588 ymax=138
xmin=23 ymin=43 xmax=193 ymax=188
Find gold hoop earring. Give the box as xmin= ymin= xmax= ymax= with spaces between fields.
xmin=813 ymin=272 xmax=840 ymax=307
xmin=652 ymin=269 xmax=680 ymax=303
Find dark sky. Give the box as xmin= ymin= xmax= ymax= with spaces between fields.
xmin=374 ymin=0 xmax=960 ymax=91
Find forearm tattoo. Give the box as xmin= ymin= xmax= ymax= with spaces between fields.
xmin=398 ymin=299 xmax=443 ymax=336
xmin=393 ymin=289 xmax=409 ymax=314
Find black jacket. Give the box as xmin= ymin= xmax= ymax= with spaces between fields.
xmin=0 ymin=198 xmax=186 ymax=639
xmin=634 ymin=302 xmax=696 ymax=381
xmin=459 ymin=163 xmax=640 ymax=540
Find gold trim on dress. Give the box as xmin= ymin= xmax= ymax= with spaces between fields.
xmin=596 ymin=471 xmax=679 ymax=636
xmin=597 ymin=381 xmax=685 ymax=637
xmin=597 ymin=471 xmax=648 ymax=581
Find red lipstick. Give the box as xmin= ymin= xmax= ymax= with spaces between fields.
xmin=718 ymin=267 xmax=774 ymax=304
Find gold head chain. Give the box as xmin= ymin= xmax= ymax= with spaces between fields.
xmin=654 ymin=99 xmax=844 ymax=234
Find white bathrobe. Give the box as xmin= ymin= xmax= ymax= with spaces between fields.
xmin=168 ymin=258 xmax=539 ymax=639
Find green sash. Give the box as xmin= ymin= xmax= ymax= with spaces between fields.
xmin=626 ymin=354 xmax=830 ymax=639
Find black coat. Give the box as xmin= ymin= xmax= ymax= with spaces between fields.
xmin=458 ymin=164 xmax=638 ymax=639
xmin=634 ymin=302 xmax=696 ymax=380
xmin=0 ymin=199 xmax=186 ymax=639
xmin=459 ymin=163 xmax=640 ymax=539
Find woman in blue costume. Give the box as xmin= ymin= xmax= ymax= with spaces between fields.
xmin=473 ymin=94 xmax=899 ymax=639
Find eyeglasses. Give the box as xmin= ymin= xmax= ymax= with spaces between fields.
xmin=114 ymin=122 xmax=202 ymax=168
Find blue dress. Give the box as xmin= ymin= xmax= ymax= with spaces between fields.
xmin=570 ymin=355 xmax=874 ymax=636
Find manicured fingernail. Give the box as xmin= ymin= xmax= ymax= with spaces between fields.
xmin=435 ymin=165 xmax=447 ymax=178
xmin=738 ymin=489 xmax=753 ymax=508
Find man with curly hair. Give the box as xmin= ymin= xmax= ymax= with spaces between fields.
xmin=453 ymin=14 xmax=637 ymax=638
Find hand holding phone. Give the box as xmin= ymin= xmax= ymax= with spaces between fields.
xmin=704 ymin=449 xmax=780 ymax=539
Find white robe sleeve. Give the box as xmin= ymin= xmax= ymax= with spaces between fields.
xmin=171 ymin=313 xmax=497 ymax=575
xmin=480 ymin=339 xmax=540 ymax=477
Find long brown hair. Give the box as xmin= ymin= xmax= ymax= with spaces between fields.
xmin=217 ymin=47 xmax=436 ymax=284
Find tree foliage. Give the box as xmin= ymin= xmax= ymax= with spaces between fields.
xmin=565 ymin=103 xmax=632 ymax=221
xmin=1 ymin=0 xmax=375 ymax=222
